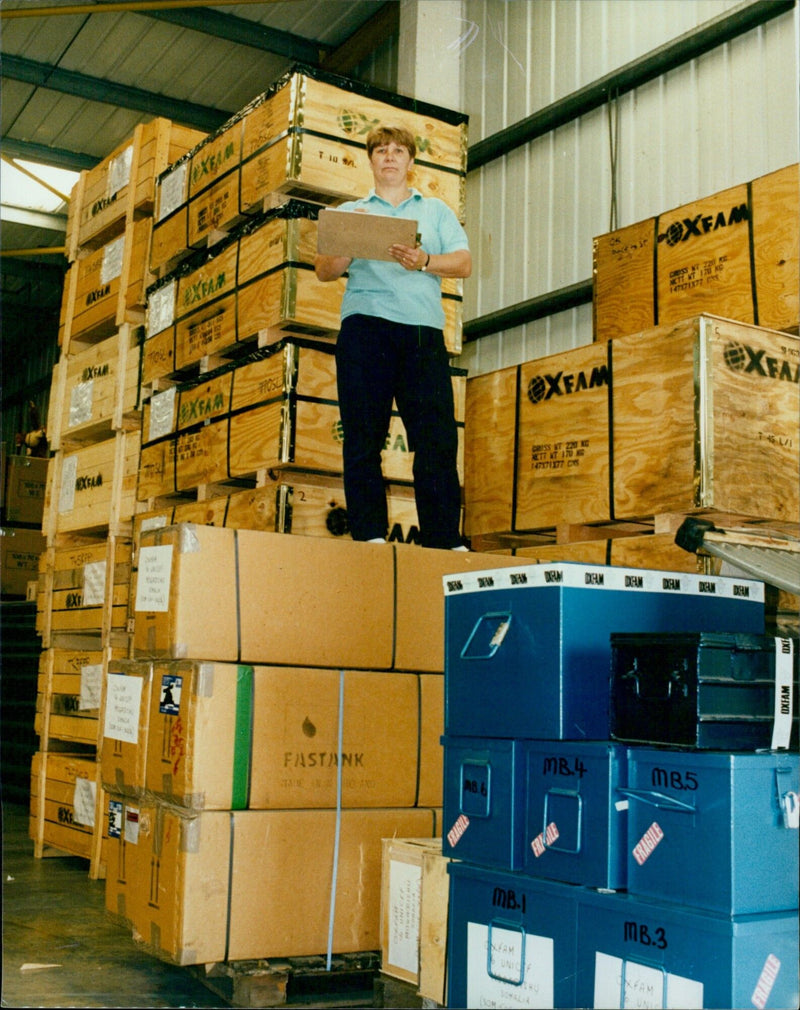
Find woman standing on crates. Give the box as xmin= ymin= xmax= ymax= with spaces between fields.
xmin=315 ymin=124 xmax=472 ymax=551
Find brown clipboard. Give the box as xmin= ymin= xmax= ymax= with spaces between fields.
xmin=317 ymin=208 xmax=419 ymax=261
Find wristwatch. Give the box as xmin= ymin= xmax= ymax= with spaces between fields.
xmin=420 ymin=253 xmax=431 ymax=272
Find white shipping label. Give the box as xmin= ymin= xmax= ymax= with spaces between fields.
xmin=147 ymin=280 xmax=176 ymax=338
xmin=124 ymin=805 xmax=140 ymax=844
xmin=134 ymin=544 xmax=173 ymax=612
xmin=771 ymin=638 xmax=794 ymax=750
xmin=104 ymin=673 xmax=144 ymax=744
xmin=100 ymin=234 xmax=125 ymax=285
xmin=140 ymin=514 xmax=169 ymax=534
xmin=58 ymin=455 xmax=78 ymax=513
xmin=387 ymin=859 xmax=422 ymax=974
xmin=148 ymin=386 xmax=177 ymax=441
xmin=594 ymin=952 xmax=703 ymax=1009
xmin=69 ymin=380 xmax=94 ymax=428
xmin=157 ymin=162 xmax=187 ymax=221
xmin=467 ymin=922 xmax=553 ymax=1008
xmin=82 ymin=560 xmax=107 ymax=606
xmin=107 ymin=144 xmax=133 ymax=198
xmin=73 ymin=776 xmax=96 ymax=828
xmin=79 ymin=663 xmax=103 ymax=711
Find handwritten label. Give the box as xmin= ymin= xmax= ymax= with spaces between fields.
xmin=148 ymin=386 xmax=177 ymax=441
xmin=134 ymin=544 xmax=173 ymax=612
xmin=58 ymin=455 xmax=78 ymax=513
xmin=82 ymin=560 xmax=106 ymax=607
xmin=100 ymin=234 xmax=125 ymax=285
xmin=69 ymin=380 xmax=93 ymax=427
xmin=147 ymin=280 xmax=176 ymax=338
xmin=467 ymin=923 xmax=553 ymax=1007
xmin=594 ymin=951 xmax=703 ymax=1009
xmin=104 ymin=673 xmax=144 ymax=744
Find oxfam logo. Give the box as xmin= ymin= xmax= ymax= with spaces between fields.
xmin=662 ymin=221 xmax=685 ymax=247
xmin=331 ymin=419 xmax=345 ymax=443
xmin=527 ymin=375 xmax=547 ymax=404
xmin=724 ymin=342 xmax=748 ymax=372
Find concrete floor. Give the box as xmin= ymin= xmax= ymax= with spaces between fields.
xmin=1 ymin=801 xmax=228 ymax=1009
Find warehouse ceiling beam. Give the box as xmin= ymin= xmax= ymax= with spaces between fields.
xmin=141 ymin=6 xmax=327 ymax=64
xmin=0 ymin=0 xmax=285 ymax=18
xmin=1 ymin=53 xmax=231 ymax=133
xmin=0 ymin=137 xmax=99 ymax=172
xmin=467 ymin=0 xmax=795 ymax=171
xmin=320 ymin=2 xmax=399 ymax=74
xmin=0 ymin=204 xmax=68 ymax=232
xmin=463 ymin=279 xmax=593 ymax=344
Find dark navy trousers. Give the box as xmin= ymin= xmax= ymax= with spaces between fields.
xmin=335 ymin=313 xmax=462 ymax=549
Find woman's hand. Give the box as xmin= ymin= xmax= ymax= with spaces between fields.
xmin=389 ymin=243 xmax=427 ymax=270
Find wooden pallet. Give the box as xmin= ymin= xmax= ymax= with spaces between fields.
xmin=187 ymin=951 xmax=381 ymax=1008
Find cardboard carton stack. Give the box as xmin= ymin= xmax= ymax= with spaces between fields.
xmin=30 ymin=119 xmax=206 ymax=879
xmin=100 ymin=523 xmax=521 ymax=965
xmin=1 ymin=448 xmax=48 ymax=599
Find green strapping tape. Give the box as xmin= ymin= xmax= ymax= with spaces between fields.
xmin=231 ymin=664 xmax=254 ymax=809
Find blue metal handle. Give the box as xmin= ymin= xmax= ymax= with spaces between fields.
xmin=542 ymin=788 xmax=582 ymax=854
xmin=616 ymin=787 xmax=696 ymax=814
xmin=460 ymin=612 xmax=513 ymax=660
xmin=486 ymin=919 xmax=526 ymax=986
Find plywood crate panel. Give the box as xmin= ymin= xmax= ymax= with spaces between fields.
xmin=36 ymin=646 xmax=127 ymax=748
xmin=61 ymin=218 xmax=154 ymax=350
xmin=593 ymin=163 xmax=799 ymax=340
xmin=36 ymin=536 xmax=132 ymax=645
xmin=44 ymin=430 xmax=141 ymax=541
xmin=48 ymin=325 xmax=142 ymax=451
xmin=134 ymin=474 xmax=421 ymax=546
xmin=29 ymin=751 xmax=109 ymax=877
xmin=67 ymin=118 xmax=206 ymax=257
xmin=151 ymin=65 xmax=467 ymax=273
xmin=138 ymin=340 xmax=465 ymax=498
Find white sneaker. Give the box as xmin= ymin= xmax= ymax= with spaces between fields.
xmin=367 ymin=537 xmax=386 ymax=544
xmin=451 ymin=545 xmax=469 ymax=551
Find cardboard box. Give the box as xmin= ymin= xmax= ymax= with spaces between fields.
xmin=2 ymin=454 xmax=49 ymax=525
xmin=593 ymin=163 xmax=799 ymax=340
xmin=101 ymin=660 xmax=154 ymax=797
xmin=133 ymin=524 xmax=520 ymax=671
xmin=104 ymin=797 xmax=145 ymax=925
xmin=1 ymin=526 xmax=46 ymax=597
xmin=380 ymin=837 xmax=443 ymax=985
xmin=127 ymin=804 xmax=440 ymax=964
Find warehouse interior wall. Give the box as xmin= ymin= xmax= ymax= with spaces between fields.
xmin=451 ymin=0 xmax=800 ymax=377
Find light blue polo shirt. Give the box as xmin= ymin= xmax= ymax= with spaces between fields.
xmin=337 ymin=188 xmax=468 ymax=330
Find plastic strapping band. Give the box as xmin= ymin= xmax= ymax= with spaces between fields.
xmin=511 ymin=364 xmax=521 ymax=531
xmin=326 ymin=669 xmax=345 ymax=971
xmin=607 ymin=339 xmax=615 ymax=521
xmin=231 ymin=665 xmax=254 ymax=809
xmin=413 ymin=675 xmax=422 ymax=807
xmin=233 ymin=530 xmax=242 ymax=663
xmin=652 ymin=215 xmax=660 ymax=325
xmin=391 ymin=547 xmax=398 ymax=670
xmin=224 ymin=811 xmax=235 ymax=963
xmin=746 ymin=181 xmax=759 ymax=325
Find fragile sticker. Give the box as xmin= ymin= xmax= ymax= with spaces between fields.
xmin=632 ymin=821 xmax=664 ymax=865
xmin=751 ymin=953 xmax=781 ymax=1009
xmin=447 ymin=813 xmax=469 ymax=848
xmin=531 ymin=821 xmax=559 ymax=857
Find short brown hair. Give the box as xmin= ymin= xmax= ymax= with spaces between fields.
xmin=365 ymin=125 xmax=416 ymax=160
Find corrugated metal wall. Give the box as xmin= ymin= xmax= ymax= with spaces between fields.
xmin=455 ymin=0 xmax=799 ymax=376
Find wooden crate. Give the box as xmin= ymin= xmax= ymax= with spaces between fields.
xmin=150 ymin=66 xmax=468 ymax=273
xmin=66 ymin=118 xmax=207 ymax=259
xmin=29 ymin=751 xmax=109 ymax=878
xmin=1 ymin=453 xmax=49 ymax=525
xmin=514 ymin=532 xmax=711 ymax=572
xmin=36 ymin=646 xmax=127 ymax=748
xmin=36 ymin=536 xmax=132 ymax=646
xmin=61 ymin=217 xmax=153 ymax=351
xmin=44 ymin=430 xmax=141 ymax=542
xmin=1 ymin=526 xmax=46 ymax=597
xmin=465 ymin=316 xmax=799 ymax=536
xmin=593 ymin=163 xmax=799 ymax=340
xmin=47 ymin=325 xmax=142 ymax=451
xmin=138 ymin=340 xmax=465 ymax=498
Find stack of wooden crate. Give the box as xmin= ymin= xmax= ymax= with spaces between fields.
xmin=31 ymin=118 xmax=206 ymax=879
xmin=135 ymin=64 xmax=469 ymax=554
xmin=463 ymin=163 xmax=800 ymax=626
